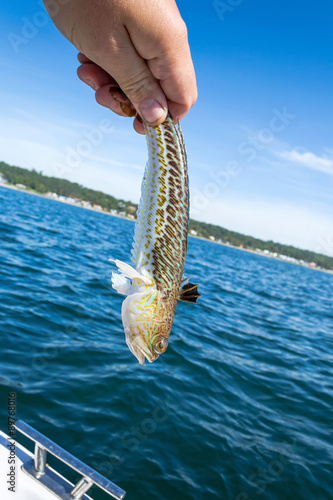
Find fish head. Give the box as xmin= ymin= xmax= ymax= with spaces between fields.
xmin=121 ymin=290 xmax=170 ymax=364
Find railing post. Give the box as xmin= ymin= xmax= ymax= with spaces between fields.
xmin=34 ymin=443 xmax=47 ymax=475
xmin=69 ymin=477 xmax=94 ymax=499
xmin=15 ymin=420 xmax=126 ymax=499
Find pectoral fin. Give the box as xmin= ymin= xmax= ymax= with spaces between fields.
xmin=111 ymin=272 xmax=131 ymax=295
xmin=179 ymin=281 xmax=201 ymax=303
xmin=110 ymin=259 xmax=152 ymax=295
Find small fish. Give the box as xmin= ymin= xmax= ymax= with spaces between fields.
xmin=111 ymin=114 xmax=200 ymax=364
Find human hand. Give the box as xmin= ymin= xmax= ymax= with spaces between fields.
xmin=43 ymin=0 xmax=197 ymax=134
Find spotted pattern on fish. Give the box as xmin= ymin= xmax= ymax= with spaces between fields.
xmin=111 ymin=112 xmax=200 ymax=363
xmin=131 ymin=115 xmax=189 ymax=314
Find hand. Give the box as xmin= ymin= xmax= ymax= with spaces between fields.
xmin=43 ymin=0 xmax=197 ymax=134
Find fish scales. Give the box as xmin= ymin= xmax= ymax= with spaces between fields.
xmin=111 ymin=115 xmax=200 ymax=364
xmin=132 ymin=116 xmax=189 ymax=295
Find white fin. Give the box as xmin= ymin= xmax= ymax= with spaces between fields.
xmin=131 ymin=160 xmax=151 ymax=266
xmin=109 ymin=259 xmax=151 ymax=285
xmin=111 ymin=272 xmax=131 ymax=295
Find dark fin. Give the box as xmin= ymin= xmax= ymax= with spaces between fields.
xmin=179 ymin=282 xmax=201 ymax=303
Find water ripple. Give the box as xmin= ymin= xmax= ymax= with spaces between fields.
xmin=0 ymin=186 xmax=332 ymax=499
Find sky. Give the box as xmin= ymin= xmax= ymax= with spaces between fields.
xmin=1 ymin=0 xmax=333 ymax=256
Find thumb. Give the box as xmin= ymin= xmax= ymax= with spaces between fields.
xmin=102 ymin=34 xmax=168 ymax=126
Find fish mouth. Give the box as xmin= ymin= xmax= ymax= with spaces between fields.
xmin=127 ymin=336 xmax=157 ymax=365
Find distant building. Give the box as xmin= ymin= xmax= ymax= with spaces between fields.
xmin=309 ymin=262 xmax=317 ymax=268
xmin=190 ymin=229 xmax=197 ymax=236
xmin=93 ymin=204 xmax=102 ymax=210
xmin=46 ymin=192 xmax=59 ymax=199
xmin=16 ymin=183 xmax=26 ymax=189
xmin=209 ymin=236 xmax=215 ymax=241
xmin=0 ymin=174 xmax=8 ymax=184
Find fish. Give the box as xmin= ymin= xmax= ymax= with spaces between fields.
xmin=111 ymin=114 xmax=200 ymax=364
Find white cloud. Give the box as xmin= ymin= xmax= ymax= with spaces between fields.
xmin=277 ymin=149 xmax=333 ymax=175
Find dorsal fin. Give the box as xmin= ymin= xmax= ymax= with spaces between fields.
xmin=178 ymin=282 xmax=201 ymax=303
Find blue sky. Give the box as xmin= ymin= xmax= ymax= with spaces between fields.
xmin=1 ymin=0 xmax=333 ymax=255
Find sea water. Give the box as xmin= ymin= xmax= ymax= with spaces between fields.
xmin=0 ymin=186 xmax=332 ymax=499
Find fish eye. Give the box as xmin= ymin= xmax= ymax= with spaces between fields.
xmin=153 ymin=336 xmax=168 ymax=355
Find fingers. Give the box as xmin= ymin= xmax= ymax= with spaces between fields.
xmin=55 ymin=1 xmax=197 ymax=132
xmin=77 ymin=52 xmax=91 ymax=64
xmin=78 ymin=44 xmax=169 ymax=127
xmin=93 ymin=25 xmax=168 ymax=126
xmin=77 ymin=58 xmax=148 ymax=133
xmin=77 ymin=61 xmax=114 ymax=90
xmin=95 ymin=85 xmax=131 ymax=118
xmin=133 ymin=117 xmax=145 ymax=135
xmin=77 ymin=43 xmax=168 ymax=127
xmin=77 ymin=61 xmax=129 ymax=118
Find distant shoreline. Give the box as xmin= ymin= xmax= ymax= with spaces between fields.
xmin=191 ymin=233 xmax=333 ymax=274
xmin=1 ymin=182 xmax=332 ymax=276
xmin=1 ymin=181 xmax=129 ymax=220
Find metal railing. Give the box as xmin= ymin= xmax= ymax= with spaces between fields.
xmin=15 ymin=420 xmax=126 ymax=500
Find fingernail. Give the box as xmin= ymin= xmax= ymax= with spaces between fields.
xmin=139 ymin=100 xmax=166 ymax=124
xmin=85 ymin=79 xmax=97 ymax=91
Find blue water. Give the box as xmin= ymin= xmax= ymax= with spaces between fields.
xmin=0 ymin=186 xmax=332 ymax=499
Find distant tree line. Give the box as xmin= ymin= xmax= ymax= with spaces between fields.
xmin=0 ymin=161 xmax=132 ymax=212
xmin=188 ymin=220 xmax=333 ymax=270
xmin=1 ymin=161 xmax=332 ymax=270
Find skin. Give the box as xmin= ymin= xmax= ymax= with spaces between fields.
xmin=43 ymin=0 xmax=197 ymax=134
